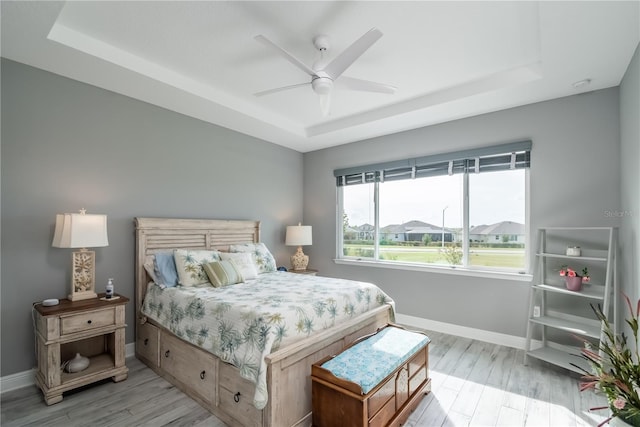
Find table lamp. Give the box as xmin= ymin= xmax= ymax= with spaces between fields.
xmin=52 ymin=209 xmax=108 ymax=301
xmin=285 ymin=223 xmax=312 ymax=270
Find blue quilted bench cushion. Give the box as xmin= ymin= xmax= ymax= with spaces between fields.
xmin=321 ymin=326 xmax=430 ymax=394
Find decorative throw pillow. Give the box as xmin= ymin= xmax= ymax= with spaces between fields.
xmin=203 ymin=260 xmax=244 ymax=287
xmin=220 ymin=252 xmax=259 ymax=280
xmin=154 ymin=252 xmax=179 ymax=288
xmin=143 ymin=255 xmax=159 ymax=283
xmin=229 ymin=242 xmax=277 ymax=274
xmin=174 ymin=249 xmax=221 ymax=286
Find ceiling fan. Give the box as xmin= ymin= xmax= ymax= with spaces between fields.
xmin=254 ymin=28 xmax=396 ymax=116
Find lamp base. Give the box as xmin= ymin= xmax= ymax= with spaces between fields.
xmin=69 ymin=249 xmax=98 ymax=301
xmin=69 ymin=290 xmax=98 ymax=301
xmin=291 ymin=246 xmax=309 ymax=271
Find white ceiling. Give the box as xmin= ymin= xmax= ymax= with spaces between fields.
xmin=2 ymin=1 xmax=639 ymax=153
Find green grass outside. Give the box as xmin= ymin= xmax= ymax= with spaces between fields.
xmin=344 ymin=245 xmax=525 ymax=268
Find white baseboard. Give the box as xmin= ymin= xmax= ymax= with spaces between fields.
xmin=3 ymin=318 xmax=532 ymax=394
xmin=1 ymin=342 xmax=136 ymax=394
xmin=396 ymin=312 xmax=531 ymax=350
xmin=0 ymin=368 xmax=37 ymax=394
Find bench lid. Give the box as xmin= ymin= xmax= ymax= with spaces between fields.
xmin=321 ymin=326 xmax=430 ymax=394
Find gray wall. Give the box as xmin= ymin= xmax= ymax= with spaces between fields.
xmin=619 ymin=43 xmax=640 ymax=318
xmin=1 ymin=59 xmax=303 ymax=376
xmin=304 ymin=88 xmax=622 ymax=338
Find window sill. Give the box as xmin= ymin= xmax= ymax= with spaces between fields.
xmin=333 ymin=258 xmax=533 ymax=282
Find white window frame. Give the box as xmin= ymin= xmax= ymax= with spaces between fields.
xmin=335 ymin=162 xmax=531 ymax=282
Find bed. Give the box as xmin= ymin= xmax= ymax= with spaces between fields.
xmin=134 ymin=217 xmax=395 ymax=427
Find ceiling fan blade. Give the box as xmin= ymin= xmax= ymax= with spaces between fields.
xmin=322 ymin=28 xmax=383 ymax=80
xmin=254 ymin=35 xmax=316 ymax=77
xmin=338 ymin=76 xmax=396 ymax=94
xmin=254 ymin=82 xmax=310 ymax=97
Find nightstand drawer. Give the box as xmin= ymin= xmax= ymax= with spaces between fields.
xmin=60 ymin=308 xmax=116 ymax=335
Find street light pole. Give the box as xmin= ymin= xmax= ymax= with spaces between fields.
xmin=442 ymin=206 xmax=448 ymax=248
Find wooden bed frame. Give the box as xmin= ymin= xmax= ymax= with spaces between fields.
xmin=134 ymin=217 xmax=393 ymax=427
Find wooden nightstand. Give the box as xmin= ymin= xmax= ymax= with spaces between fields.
xmin=33 ymin=294 xmax=129 ymax=405
xmin=288 ymin=268 xmax=318 ymax=276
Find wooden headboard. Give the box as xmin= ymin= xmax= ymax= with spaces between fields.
xmin=134 ymin=217 xmax=260 ymax=316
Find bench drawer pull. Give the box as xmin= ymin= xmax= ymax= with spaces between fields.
xmin=200 ymin=370 xmax=206 ymax=380
xmin=234 ymin=392 xmax=241 ymax=403
xmin=165 ymin=350 xmax=170 ymax=358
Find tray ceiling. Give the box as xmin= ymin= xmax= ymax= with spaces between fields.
xmin=2 ymin=1 xmax=638 ymax=152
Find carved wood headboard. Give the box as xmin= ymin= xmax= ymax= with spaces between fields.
xmin=134 ymin=217 xmax=260 ymax=318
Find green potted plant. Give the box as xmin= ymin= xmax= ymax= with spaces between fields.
xmin=574 ymin=294 xmax=640 ymax=427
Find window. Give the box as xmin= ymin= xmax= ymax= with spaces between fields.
xmin=342 ymin=183 xmax=375 ymax=259
xmin=336 ymin=141 xmax=530 ymax=273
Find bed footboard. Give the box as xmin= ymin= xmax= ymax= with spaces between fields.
xmin=136 ymin=306 xmax=392 ymax=427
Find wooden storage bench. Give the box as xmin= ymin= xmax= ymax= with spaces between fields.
xmin=311 ymin=324 xmax=431 ymax=427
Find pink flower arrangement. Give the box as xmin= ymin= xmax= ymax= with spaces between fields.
xmin=559 ymin=266 xmax=590 ymax=283
xmin=574 ymin=294 xmax=640 ymax=427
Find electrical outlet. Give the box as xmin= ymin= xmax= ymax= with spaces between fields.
xmin=533 ymin=306 xmax=541 ymax=318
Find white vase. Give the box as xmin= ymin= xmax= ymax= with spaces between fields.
xmin=66 ymin=353 xmax=90 ymax=373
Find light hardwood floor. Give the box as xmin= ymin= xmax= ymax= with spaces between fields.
xmin=1 ymin=330 xmax=608 ymax=427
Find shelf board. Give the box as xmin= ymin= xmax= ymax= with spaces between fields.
xmin=536 ymin=253 xmax=607 ymax=262
xmin=526 ymin=346 xmax=590 ymax=375
xmin=529 ymin=315 xmax=601 ymax=338
xmin=533 ymin=283 xmax=605 ymax=300
xmin=61 ymin=353 xmax=115 ymax=385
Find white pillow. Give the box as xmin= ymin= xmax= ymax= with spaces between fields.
xmin=229 ymin=242 xmax=277 ymax=274
xmin=220 ymin=252 xmax=259 ymax=280
xmin=173 ymin=249 xmax=221 ymax=287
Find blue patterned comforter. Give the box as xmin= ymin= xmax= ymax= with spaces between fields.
xmin=141 ymin=271 xmax=394 ymax=409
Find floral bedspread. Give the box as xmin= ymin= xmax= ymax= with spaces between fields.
xmin=141 ymin=271 xmax=395 ymax=409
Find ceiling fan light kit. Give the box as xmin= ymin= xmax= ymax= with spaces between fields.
xmin=254 ymin=28 xmax=396 ymax=116
xmin=311 ymin=77 xmax=333 ymax=95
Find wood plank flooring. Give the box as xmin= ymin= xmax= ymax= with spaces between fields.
xmin=1 ymin=330 xmax=608 ymax=427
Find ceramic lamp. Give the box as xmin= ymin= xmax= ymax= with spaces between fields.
xmin=52 ymin=209 xmax=108 ymax=301
xmin=286 ymin=223 xmax=312 ymax=270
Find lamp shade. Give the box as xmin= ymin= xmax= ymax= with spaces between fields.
xmin=285 ymin=224 xmax=312 ymax=246
xmin=52 ymin=213 xmax=109 ymax=248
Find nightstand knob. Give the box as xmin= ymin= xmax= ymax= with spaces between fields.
xmin=144 ymin=338 xmax=149 ymax=346
xmin=165 ymin=350 xmax=170 ymax=358
xmin=234 ymin=392 xmax=241 ymax=403
xmin=87 ymin=320 xmax=92 ymax=324
xmin=200 ymin=370 xmax=206 ymax=380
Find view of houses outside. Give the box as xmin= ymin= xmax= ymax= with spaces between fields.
xmin=341 ymin=169 xmax=526 ymax=269
xmin=343 ymin=219 xmax=525 ymax=268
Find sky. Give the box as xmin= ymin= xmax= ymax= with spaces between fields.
xmin=343 ymin=169 xmax=526 ymax=228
